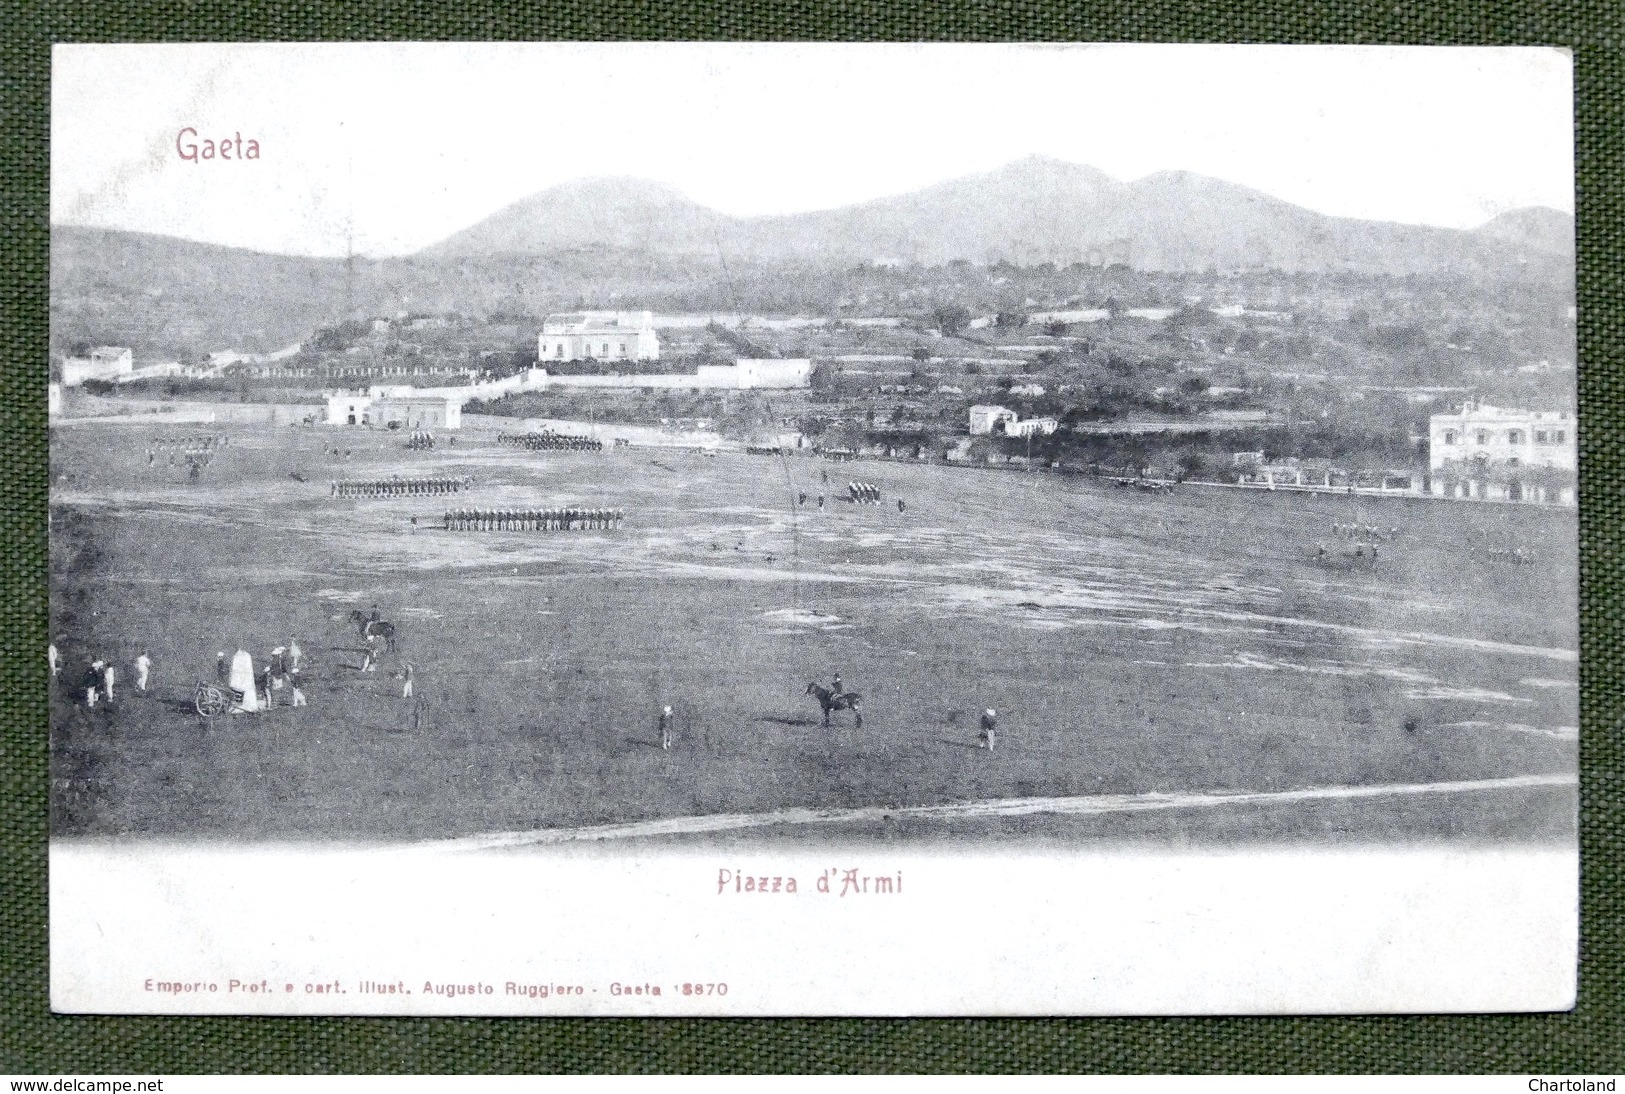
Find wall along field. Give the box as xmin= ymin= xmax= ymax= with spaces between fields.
xmin=48 ymin=420 xmax=1576 ymax=844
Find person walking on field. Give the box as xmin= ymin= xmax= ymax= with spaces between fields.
xmin=401 ymin=662 xmax=414 ymax=699
xmin=84 ymin=662 xmax=103 ymax=708
xmin=289 ymin=670 xmax=307 ymax=707
xmin=134 ymin=652 xmax=151 ymax=694
xmin=102 ymin=661 xmax=116 ymax=703
xmin=659 ymin=705 xmax=674 ymax=750
xmin=979 ymin=708 xmax=997 ymax=751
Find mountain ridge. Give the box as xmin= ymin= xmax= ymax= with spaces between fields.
xmin=422 ymin=157 xmax=1574 ymax=273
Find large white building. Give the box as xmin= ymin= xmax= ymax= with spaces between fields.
xmin=1007 ymin=416 xmax=1059 ymax=438
xmin=969 ymin=405 xmax=1019 ymax=435
xmin=1429 ymin=401 xmax=1576 ymax=472
xmin=60 ymin=346 xmax=133 ymax=386
xmin=538 ymin=311 xmax=660 ymax=363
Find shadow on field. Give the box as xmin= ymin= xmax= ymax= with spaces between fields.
xmin=937 ymin=737 xmax=984 ymax=751
xmin=624 ymin=736 xmax=665 ymax=750
xmin=758 ymin=715 xmax=819 ymax=727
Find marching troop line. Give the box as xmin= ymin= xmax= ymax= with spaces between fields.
xmin=149 ymin=433 xmax=229 ymax=453
xmin=496 ymin=430 xmax=604 ymax=452
xmin=1332 ymin=522 xmax=1402 ymax=541
xmin=331 ymin=477 xmax=474 ymax=497
xmin=442 ymin=507 xmax=624 ymax=531
xmin=846 ymin=481 xmax=883 ymax=504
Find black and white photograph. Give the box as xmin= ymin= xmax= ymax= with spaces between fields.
xmin=47 ymin=43 xmax=1577 ymax=1015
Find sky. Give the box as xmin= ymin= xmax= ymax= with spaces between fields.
xmin=51 ymin=43 xmax=1574 ymax=258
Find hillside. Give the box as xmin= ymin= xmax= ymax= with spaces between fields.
xmin=50 ymin=227 xmax=367 ymax=360
xmin=52 ymin=156 xmax=1574 ymax=359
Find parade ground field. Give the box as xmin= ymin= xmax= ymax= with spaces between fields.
xmin=47 ymin=418 xmax=1579 ymax=845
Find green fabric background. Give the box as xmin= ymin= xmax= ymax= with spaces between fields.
xmin=4 ymin=0 xmax=1621 ymax=1074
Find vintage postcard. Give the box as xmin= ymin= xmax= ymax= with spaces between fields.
xmin=48 ymin=43 xmax=1577 ymax=1015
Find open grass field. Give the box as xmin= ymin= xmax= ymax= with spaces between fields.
xmin=48 ymin=417 xmax=1577 ymax=844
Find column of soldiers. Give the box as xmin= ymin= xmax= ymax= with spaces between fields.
xmin=847 ymin=481 xmax=882 ymax=504
xmin=496 ymin=431 xmax=604 ymax=452
xmin=330 ymin=477 xmax=470 ymax=497
xmin=1332 ymin=522 xmax=1401 ymax=540
xmin=149 ymin=433 xmax=228 ymax=455
xmin=442 ymin=507 xmax=624 ymax=531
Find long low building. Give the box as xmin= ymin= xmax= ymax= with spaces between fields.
xmin=326 ymin=392 xmax=461 ymax=429
xmin=323 ymin=359 xmax=814 ymax=427
xmin=536 ymin=359 xmax=813 ymax=391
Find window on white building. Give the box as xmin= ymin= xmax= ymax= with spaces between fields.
xmin=1508 ymin=430 xmax=1525 ymax=444
xmin=555 ymin=345 xmax=564 ymax=358
xmin=1536 ymin=430 xmax=1549 ymax=443
xmin=620 ymin=343 xmax=627 ymax=354
xmin=602 ymin=343 xmax=610 ymax=355
xmin=1476 ymin=430 xmax=1490 ymax=445
xmin=1444 ymin=430 xmax=1459 ymax=445
xmin=1555 ymin=430 xmax=1566 ymax=443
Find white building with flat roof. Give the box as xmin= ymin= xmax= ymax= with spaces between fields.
xmin=60 ymin=346 xmax=133 ymax=386
xmin=1007 ymin=416 xmax=1059 ymax=438
xmin=539 ymin=311 xmax=660 ymax=363
xmin=969 ymin=405 xmax=1019 ymax=435
xmin=1429 ymin=401 xmax=1575 ymax=472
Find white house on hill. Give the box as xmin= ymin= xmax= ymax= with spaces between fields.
xmin=538 ymin=311 xmax=660 ymax=363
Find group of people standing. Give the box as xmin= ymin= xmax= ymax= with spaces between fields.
xmin=216 ymin=641 xmax=307 ymax=710
xmin=442 ymin=507 xmax=623 ymax=531
xmin=51 ymin=642 xmax=149 ymax=708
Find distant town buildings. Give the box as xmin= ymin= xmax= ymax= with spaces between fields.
xmin=1429 ymin=400 xmax=1575 ymax=472
xmin=539 ymin=311 xmax=660 ymax=363
xmin=60 ymin=346 xmax=132 ymax=387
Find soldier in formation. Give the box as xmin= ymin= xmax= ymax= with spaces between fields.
xmin=496 ymin=430 xmax=603 ymax=452
xmin=331 ymin=477 xmax=467 ymax=498
xmin=441 ymin=507 xmax=625 ymax=531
